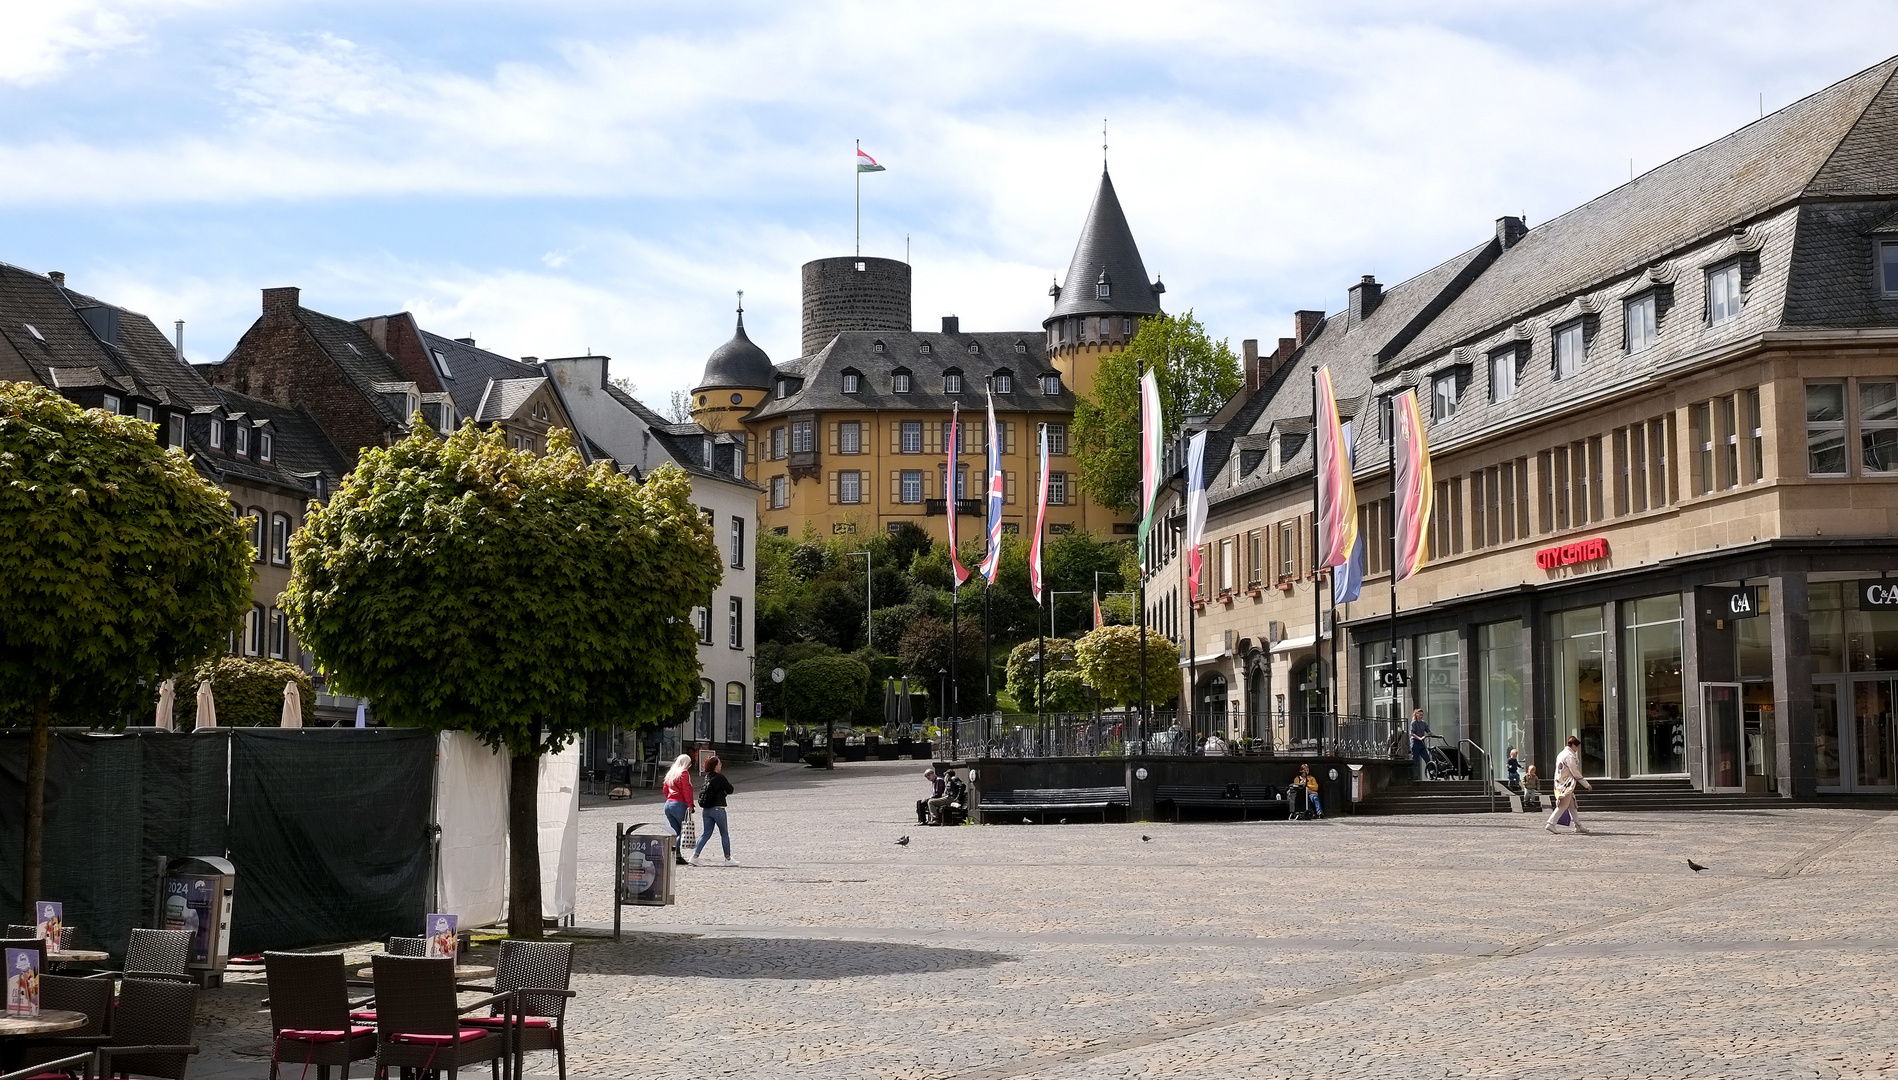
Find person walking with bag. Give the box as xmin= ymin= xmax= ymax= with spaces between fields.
xmin=661 ymin=754 xmax=695 ymax=866
xmin=1546 ymin=735 xmax=1593 ymax=834
xmin=692 ymin=755 xmax=739 ymax=865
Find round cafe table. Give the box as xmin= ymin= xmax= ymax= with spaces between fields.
xmin=357 ymin=964 xmax=494 ymax=981
xmin=0 ymin=1009 xmax=89 ymax=1070
xmin=46 ymin=951 xmax=108 ymax=964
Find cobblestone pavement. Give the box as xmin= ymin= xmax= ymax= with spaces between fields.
xmin=192 ymin=759 xmax=1898 ymax=1079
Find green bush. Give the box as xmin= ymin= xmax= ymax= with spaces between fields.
xmin=179 ymin=656 xmax=314 ymax=727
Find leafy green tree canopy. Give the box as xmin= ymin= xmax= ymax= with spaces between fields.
xmin=1074 ymin=624 xmax=1180 ymax=707
xmin=1073 ymin=311 xmax=1242 ymax=511
xmin=784 ymin=654 xmax=871 ymax=726
xmin=0 ymin=381 xmax=252 ymax=915
xmin=181 ymin=656 xmax=314 ymax=727
xmin=1004 ymin=637 xmax=1077 ymax=712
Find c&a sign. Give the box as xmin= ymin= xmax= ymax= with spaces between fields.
xmin=1860 ymin=580 xmax=1898 ymax=610
xmin=1535 ymin=537 xmax=1609 ymax=571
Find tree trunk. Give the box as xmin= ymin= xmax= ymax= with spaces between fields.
xmin=507 ymin=747 xmax=543 ymax=940
xmin=22 ymin=691 xmax=50 ymax=922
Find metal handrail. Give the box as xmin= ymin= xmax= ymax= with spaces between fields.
xmin=1459 ymin=737 xmax=1496 ymax=814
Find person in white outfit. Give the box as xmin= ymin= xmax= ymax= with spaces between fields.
xmin=1546 ymin=735 xmax=1594 ymax=834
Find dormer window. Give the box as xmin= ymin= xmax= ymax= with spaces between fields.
xmin=874 ymin=340 xmax=886 ymax=354
xmin=260 ymin=430 xmax=273 ymax=462
xmin=1040 ymin=373 xmax=1061 ymax=396
xmin=209 ymin=418 xmax=223 ymax=449
xmin=102 ymin=394 xmax=120 ymax=414
xmin=1014 ymin=341 xmax=1028 ymax=353
xmin=1626 ymin=294 xmax=1659 ymax=353
xmin=168 ymin=414 xmax=184 ymax=448
xmin=893 ymin=370 xmax=912 ymax=394
xmin=1554 ymin=321 xmax=1586 ymax=380
xmin=1707 ymin=262 xmax=1743 ymax=324
xmin=775 ymin=380 xmax=788 ymax=400
xmin=919 ymin=341 xmax=931 ymax=354
xmin=1096 ymin=272 xmax=1111 ymax=300
xmin=841 ymin=370 xmax=861 ymax=394
xmin=136 ymin=403 xmax=154 ymax=424
xmin=943 ymin=369 xmax=963 ymax=394
xmin=430 ymin=348 xmax=453 ymax=379
xmin=235 ymin=425 xmax=250 ymax=455
xmin=968 ymin=342 xmax=979 ymax=355
xmin=993 ymin=371 xmax=1014 ymax=394
xmin=1431 ymin=368 xmax=1468 ymax=422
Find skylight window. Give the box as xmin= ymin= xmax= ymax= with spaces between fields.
xmin=23 ymin=324 xmax=43 ymax=343
xmin=430 ymin=348 xmax=454 ymax=379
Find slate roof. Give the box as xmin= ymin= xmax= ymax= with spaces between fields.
xmin=694 ymin=311 xmax=776 ymax=391
xmin=209 ymin=389 xmax=350 ymax=490
xmin=1390 ymin=55 xmax=1898 ymax=367
xmin=747 ymin=330 xmax=1057 ymax=422
xmin=598 ymin=379 xmax=760 ymax=488
xmin=474 ymin=375 xmax=547 ymax=422
xmin=1048 ymin=170 xmax=1165 ymax=321
xmin=0 ymin=263 xmax=218 ymax=410
xmin=416 ymin=330 xmax=549 ymax=424
xmin=296 ymin=307 xmax=413 ymax=428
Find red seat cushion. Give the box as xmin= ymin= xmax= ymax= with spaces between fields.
xmin=464 ymin=1016 xmax=553 ymax=1029
xmin=389 ymin=1029 xmax=489 ymax=1045
xmin=279 ymin=1027 xmax=373 ymax=1043
xmin=348 ymin=1011 xmax=376 ymax=1022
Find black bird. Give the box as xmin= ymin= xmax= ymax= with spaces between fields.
xmin=895 ymin=835 xmax=911 ymax=847
xmin=1687 ymin=859 xmax=1709 ymax=872
xmin=1141 ymin=835 xmax=1152 ymax=842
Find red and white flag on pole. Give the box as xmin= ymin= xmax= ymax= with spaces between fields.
xmin=1183 ymin=430 xmax=1209 ymax=599
xmin=1093 ymin=591 xmax=1104 ymax=628
xmin=1029 ymin=422 xmax=1051 ymax=603
xmin=945 ymin=405 xmax=970 ymax=586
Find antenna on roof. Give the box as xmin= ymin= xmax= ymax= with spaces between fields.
xmin=737 ymin=289 xmax=744 ymax=314
xmin=1103 ymin=118 xmax=1108 ymax=171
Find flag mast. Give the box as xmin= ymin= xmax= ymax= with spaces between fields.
xmin=855 ymin=139 xmax=861 ymax=257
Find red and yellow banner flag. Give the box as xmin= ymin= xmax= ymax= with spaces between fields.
xmin=1392 ymin=388 xmax=1433 ymax=581
xmin=945 ymin=404 xmax=970 ymax=586
xmin=1314 ymin=367 xmax=1358 ymax=569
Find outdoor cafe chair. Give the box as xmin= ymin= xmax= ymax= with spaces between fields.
xmin=6 ymin=928 xmax=75 ymax=951
xmin=0 ymin=1052 xmax=95 ymax=1080
xmin=10 ymin=975 xmax=113 ymax=1077
xmin=367 ymin=956 xmax=509 ymax=1080
xmin=461 ymin=941 xmax=575 ymax=1080
xmin=95 ymin=977 xmax=200 ymax=1080
xmin=381 ymin=937 xmax=425 ymax=958
xmin=83 ymin=931 xmax=192 ymax=987
xmin=262 ymin=953 xmax=376 ymax=1080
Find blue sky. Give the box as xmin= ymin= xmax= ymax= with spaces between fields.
xmin=1 ymin=1 xmax=1892 ymax=407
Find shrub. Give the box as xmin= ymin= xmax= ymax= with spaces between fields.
xmin=180 ymin=656 xmax=314 ymax=727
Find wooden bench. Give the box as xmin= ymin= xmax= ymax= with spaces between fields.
xmin=1155 ymin=783 xmax=1288 ymax=821
xmin=978 ymin=786 xmax=1128 ymax=823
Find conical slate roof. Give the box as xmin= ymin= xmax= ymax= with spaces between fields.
xmin=695 ymin=309 xmax=775 ymax=391
xmin=1047 ymin=169 xmax=1164 ymax=322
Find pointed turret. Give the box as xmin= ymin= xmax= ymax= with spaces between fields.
xmin=1046 ymin=169 xmax=1165 ymax=325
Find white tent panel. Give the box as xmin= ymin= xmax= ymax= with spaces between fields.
xmin=433 ymin=732 xmax=508 ymax=927
xmin=537 ymin=742 xmax=581 ymax=921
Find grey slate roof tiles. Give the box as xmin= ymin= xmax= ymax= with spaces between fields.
xmin=748 ymin=330 xmax=1057 ymax=422
xmin=1048 ymin=170 xmax=1165 ymax=321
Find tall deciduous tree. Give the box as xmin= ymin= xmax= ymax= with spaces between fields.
xmin=1074 ymin=625 xmax=1181 ymax=707
xmin=1073 ymin=311 xmax=1242 ymax=511
xmin=0 ymin=383 xmax=252 ymax=917
xmin=283 ymin=423 xmax=718 ymax=937
xmin=1003 ymin=637 xmax=1077 ymax=712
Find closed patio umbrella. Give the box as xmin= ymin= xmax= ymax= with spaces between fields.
xmin=154 ymin=680 xmax=175 ymax=731
xmin=194 ymin=679 xmax=217 ymax=729
xmin=280 ymin=680 xmax=302 ymax=728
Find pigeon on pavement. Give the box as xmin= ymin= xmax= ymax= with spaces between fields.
xmin=1141 ymin=835 xmax=1152 ymax=842
xmin=1687 ymin=859 xmax=1709 ymax=872
xmin=1059 ymin=818 xmax=1069 ymax=825
xmin=895 ymin=835 xmax=911 ymax=846
xmin=1022 ymin=817 xmax=1033 ymax=824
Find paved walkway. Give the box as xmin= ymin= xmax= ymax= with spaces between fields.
xmin=197 ymin=758 xmax=1898 ymax=1079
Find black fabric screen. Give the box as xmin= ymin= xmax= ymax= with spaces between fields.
xmin=227 ymin=728 xmax=433 ymax=954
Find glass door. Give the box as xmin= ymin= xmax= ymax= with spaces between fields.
xmin=1851 ymin=679 xmax=1897 ymax=791
xmin=1815 ymin=680 xmax=1843 ymax=790
xmin=1702 ymin=683 xmax=1744 ymax=791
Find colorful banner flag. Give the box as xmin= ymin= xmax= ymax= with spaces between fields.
xmin=1136 ymin=368 xmax=1164 ymax=570
xmin=1333 ymin=421 xmax=1365 ymax=604
xmin=856 ymin=147 xmax=885 ymax=173
xmin=1182 ymin=430 xmax=1208 ymax=599
xmin=977 ymin=390 xmax=1006 ymax=583
xmin=945 ymin=405 xmax=970 ymax=586
xmin=1393 ymin=389 xmax=1434 ymax=581
xmin=1093 ymin=591 xmax=1104 ymax=628
xmin=1030 ymin=423 xmax=1051 ymax=603
xmin=1314 ymin=367 xmax=1358 ymax=570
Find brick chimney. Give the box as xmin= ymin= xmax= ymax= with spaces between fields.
xmin=1277 ymin=337 xmax=1297 ymax=370
xmin=262 ymin=287 xmax=300 ymax=322
xmin=941 ymin=315 xmax=959 ymax=334
xmin=1347 ymin=275 xmax=1382 ymax=323
xmin=1243 ymin=339 xmax=1260 ymax=391
xmin=1496 ymin=215 xmax=1527 ymax=249
xmin=46 ymin=271 xmax=64 ymax=286
xmin=1294 ymin=310 xmax=1325 ymax=344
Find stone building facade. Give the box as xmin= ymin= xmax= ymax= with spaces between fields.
xmin=1154 ymin=55 xmax=1898 ymax=798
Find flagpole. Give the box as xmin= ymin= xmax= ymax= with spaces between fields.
xmin=1389 ymin=396 xmax=1401 ymax=732
xmin=1311 ymin=366 xmax=1326 ymax=752
xmin=1187 ymin=556 xmax=1197 ymax=746
xmin=855 ymin=139 xmax=861 ymax=258
xmin=1137 ymin=357 xmax=1148 ymax=743
xmin=951 ymin=575 xmax=960 ymax=758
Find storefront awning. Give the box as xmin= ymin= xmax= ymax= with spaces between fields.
xmin=1269 ymin=632 xmax=1332 ymax=654
xmin=1178 ymin=649 xmax=1229 ymax=667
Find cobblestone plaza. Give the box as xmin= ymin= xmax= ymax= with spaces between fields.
xmin=197 ymin=759 xmax=1897 ymax=1078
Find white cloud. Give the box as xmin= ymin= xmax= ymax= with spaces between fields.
xmin=0 ymin=0 xmax=141 ymax=84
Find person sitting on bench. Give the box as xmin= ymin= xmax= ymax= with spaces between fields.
xmin=925 ymin=768 xmax=957 ymax=825
xmin=1294 ymin=763 xmax=1324 ymax=819
xmin=917 ymin=768 xmax=943 ymax=825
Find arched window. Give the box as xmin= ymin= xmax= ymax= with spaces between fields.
xmin=247 ymin=509 xmax=266 ymax=563
xmin=270 ymin=513 xmax=292 ymax=566
xmin=696 ymin=679 xmax=715 ymax=742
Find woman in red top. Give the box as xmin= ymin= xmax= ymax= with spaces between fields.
xmin=661 ymin=754 xmax=694 ymax=866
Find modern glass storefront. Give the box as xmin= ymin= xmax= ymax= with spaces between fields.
xmin=1810 ymin=579 xmax=1898 ymax=792
xmin=1620 ymin=594 xmax=1684 ymax=776
xmin=1479 ymin=621 xmax=1527 ymax=766
xmin=1415 ymin=631 xmax=1459 ymax=741
xmin=1548 ymin=607 xmax=1607 ymax=775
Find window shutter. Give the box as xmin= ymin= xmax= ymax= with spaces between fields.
xmin=924 ymin=470 xmax=934 ymax=497
xmin=828 ymin=472 xmax=838 ymax=504
xmin=1005 ymin=422 xmax=1016 ymax=455
xmin=971 ymin=422 xmax=984 ymax=453
xmin=828 ymin=423 xmax=838 ymax=454
xmin=1005 ymin=471 xmax=1017 ymax=503
xmin=926 ymin=424 xmax=941 ymax=455
xmin=891 ymin=423 xmax=900 ymax=454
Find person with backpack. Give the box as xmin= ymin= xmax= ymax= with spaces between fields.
xmin=692 ymin=755 xmax=738 ymax=865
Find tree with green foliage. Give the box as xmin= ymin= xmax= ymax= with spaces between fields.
xmin=1074 ymin=625 xmax=1181 ymax=707
xmin=1043 ymin=669 xmax=1091 ymax=713
xmin=0 ymin=383 xmax=252 ymax=917
xmin=783 ymin=654 xmax=871 ymax=764
xmin=1073 ymin=311 xmax=1243 ymax=511
xmin=283 ymin=423 xmax=718 ymax=937
xmin=1004 ymin=637 xmax=1078 ymax=712
xmin=896 ymin=616 xmax=987 ymax=718
xmin=181 ymin=656 xmax=313 ymax=726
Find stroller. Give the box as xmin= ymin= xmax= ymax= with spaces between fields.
xmin=1286 ymin=781 xmax=1320 ymax=821
xmin=1421 ymin=735 xmax=1462 ymax=781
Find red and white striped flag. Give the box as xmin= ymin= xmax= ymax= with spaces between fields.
xmin=945 ymin=405 xmax=970 ymax=586
xmin=1030 ymin=422 xmax=1051 ymax=603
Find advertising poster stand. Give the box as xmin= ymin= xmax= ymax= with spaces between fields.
xmin=613 ymin=822 xmax=675 ymax=939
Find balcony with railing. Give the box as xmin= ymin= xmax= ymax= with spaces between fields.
xmin=924 ymin=497 xmax=984 ymax=517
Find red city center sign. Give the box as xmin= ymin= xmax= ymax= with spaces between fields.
xmin=1535 ymin=537 xmax=1609 ymax=570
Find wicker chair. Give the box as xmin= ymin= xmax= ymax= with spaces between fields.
xmin=465 ymin=941 xmax=575 ymax=1080
xmin=262 ymin=953 xmax=376 ymax=1080
xmin=13 ymin=974 xmax=114 ymax=1073
xmin=96 ymin=977 xmax=200 ymax=1080
xmin=368 ymin=956 xmax=508 ymax=1080
xmin=0 ymin=1051 xmax=95 ymax=1080
xmin=82 ymin=928 xmax=193 ymax=989
xmin=6 ymin=926 xmax=75 ymax=950
xmin=382 ymin=937 xmax=426 ymax=957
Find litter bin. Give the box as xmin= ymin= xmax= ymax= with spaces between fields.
xmin=614 ymin=822 xmax=676 ymax=939
xmin=155 ymin=855 xmax=235 ymax=987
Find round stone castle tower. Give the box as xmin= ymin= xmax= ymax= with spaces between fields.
xmin=800 ymin=256 xmax=910 ymax=357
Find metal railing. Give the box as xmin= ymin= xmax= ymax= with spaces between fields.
xmin=947 ymin=710 xmax=1411 ymax=762
xmin=1460 ymin=737 xmax=1497 ymax=813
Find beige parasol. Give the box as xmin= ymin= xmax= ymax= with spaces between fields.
xmin=280 ymin=680 xmax=303 ymax=728
xmin=194 ymin=679 xmax=217 ymax=729
xmin=155 ymin=680 xmax=175 ymax=731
